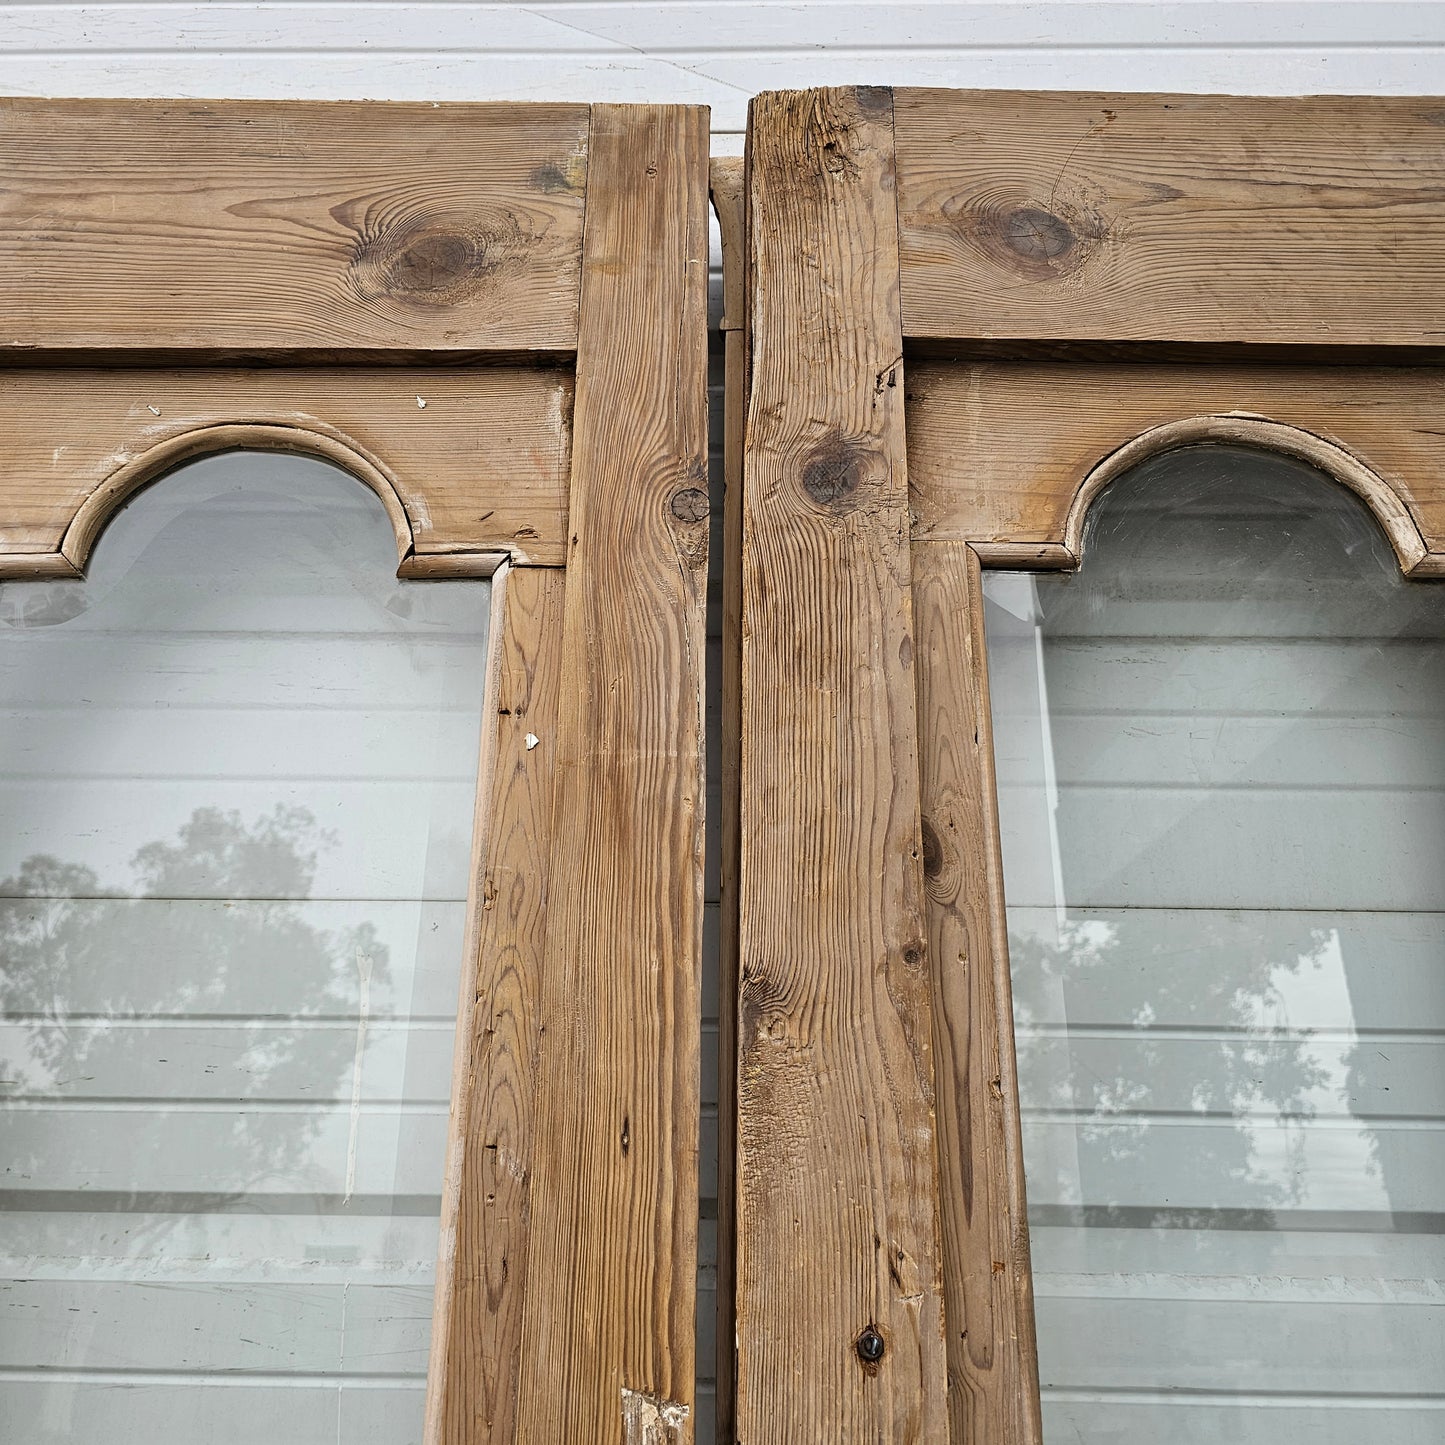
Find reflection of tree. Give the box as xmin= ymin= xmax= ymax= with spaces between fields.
xmin=0 ymin=805 xmax=389 ymax=1212
xmin=1011 ymin=913 xmax=1330 ymax=1231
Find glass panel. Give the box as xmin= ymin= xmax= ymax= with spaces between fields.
xmin=984 ymin=447 xmax=1445 ymax=1444
xmin=0 ymin=455 xmax=489 ymax=1442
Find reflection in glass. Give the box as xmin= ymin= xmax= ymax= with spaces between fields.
xmin=985 ymin=448 xmax=1445 ymax=1443
xmin=0 ymin=456 xmax=488 ymax=1441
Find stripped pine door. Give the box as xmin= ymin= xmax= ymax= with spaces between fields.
xmin=0 ymin=98 xmax=709 ymax=1445
xmin=730 ymin=86 xmax=1445 ymax=1445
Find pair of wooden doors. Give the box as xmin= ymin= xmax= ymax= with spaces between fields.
xmin=2 ymin=88 xmax=1443 ymax=1444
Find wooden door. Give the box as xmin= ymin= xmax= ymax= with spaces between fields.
xmin=726 ymin=87 xmax=1445 ymax=1444
xmin=0 ymin=99 xmax=709 ymax=1444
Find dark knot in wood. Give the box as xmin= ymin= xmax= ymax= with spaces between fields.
xmin=390 ymin=231 xmax=475 ymax=293
xmin=800 ymin=435 xmax=868 ymax=509
xmin=669 ymin=487 xmax=710 ymax=524
xmin=348 ymin=213 xmax=528 ymax=307
xmin=943 ymin=189 xmax=1108 ymax=281
xmin=1003 ymin=206 xmax=1076 ymax=263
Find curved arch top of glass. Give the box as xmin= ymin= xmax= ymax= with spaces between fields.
xmin=0 ymin=454 xmax=490 ymax=1442
xmin=984 ymin=446 xmax=1445 ymax=1444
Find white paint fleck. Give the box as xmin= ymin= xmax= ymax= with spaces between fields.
xmin=525 ymin=733 xmax=540 ymax=751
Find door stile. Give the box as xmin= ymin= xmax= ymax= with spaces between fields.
xmin=735 ymin=86 xmax=950 ymax=1441
xmin=515 ymin=103 xmax=712 ymax=1445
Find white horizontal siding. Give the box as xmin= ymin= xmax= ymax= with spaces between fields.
xmin=0 ymin=1 xmax=1440 ymax=140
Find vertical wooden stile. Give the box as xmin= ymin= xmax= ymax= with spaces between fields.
xmin=709 ymin=154 xmax=746 ymax=1445
xmin=433 ymin=565 xmax=568 ymax=1445
xmin=913 ymin=541 xmax=1043 ymax=1444
xmin=515 ymin=104 xmax=711 ymax=1444
xmin=735 ymin=87 xmax=950 ymax=1440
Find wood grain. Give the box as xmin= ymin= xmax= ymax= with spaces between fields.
xmin=709 ymin=153 xmax=745 ymax=1445
xmin=906 ymin=361 xmax=1445 ymax=574
xmin=430 ymin=565 xmax=566 ymax=1445
xmin=0 ymin=367 xmax=572 ymax=574
xmin=736 ymin=87 xmax=949 ymax=1441
xmin=894 ymin=90 xmax=1445 ymax=346
xmin=514 ymin=105 xmax=710 ymax=1444
xmin=913 ymin=540 xmax=1041 ymax=1445
xmin=0 ymin=98 xmax=587 ymax=356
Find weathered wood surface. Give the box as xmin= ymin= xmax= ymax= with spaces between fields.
xmin=894 ymin=89 xmax=1445 ymax=346
xmin=907 ymin=361 xmax=1445 ymax=573
xmin=913 ymin=540 xmax=1041 ymax=1445
xmin=515 ymin=105 xmax=710 ymax=1444
xmin=0 ymin=367 xmax=572 ymax=575
xmin=737 ymin=87 xmax=949 ymax=1441
xmin=709 ymin=153 xmax=745 ymax=1445
xmin=432 ymin=565 xmax=566 ymax=1445
xmin=0 ymin=98 xmax=588 ymax=356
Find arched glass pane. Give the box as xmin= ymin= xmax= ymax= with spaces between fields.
xmin=985 ymin=447 xmax=1445 ymax=1444
xmin=0 ymin=454 xmax=489 ymax=1442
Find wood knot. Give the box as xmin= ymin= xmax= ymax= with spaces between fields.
xmin=669 ymin=487 xmax=710 ymax=524
xmin=800 ymin=435 xmax=868 ymax=509
xmin=944 ymin=189 xmax=1109 ymax=282
xmin=1003 ymin=207 xmax=1076 ymax=263
xmin=348 ymin=212 xmax=528 ymax=307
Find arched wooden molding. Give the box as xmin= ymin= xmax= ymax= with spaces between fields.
xmin=0 ymin=367 xmax=572 ymax=581
xmin=59 ymin=421 xmax=426 ymax=579
xmin=906 ymin=362 xmax=1445 ymax=577
xmin=1063 ymin=413 xmax=1438 ymax=578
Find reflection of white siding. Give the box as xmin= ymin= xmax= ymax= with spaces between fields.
xmin=988 ymin=450 xmax=1445 ymax=1444
xmin=0 ymin=455 xmax=489 ymax=1444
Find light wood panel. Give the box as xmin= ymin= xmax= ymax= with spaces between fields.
xmin=0 ymin=98 xmax=587 ymax=356
xmin=0 ymin=367 xmax=572 ymax=575
xmin=894 ymin=89 xmax=1445 ymax=346
xmin=736 ymin=86 xmax=949 ymax=1440
xmin=913 ymin=541 xmax=1041 ymax=1443
xmin=515 ymin=105 xmax=710 ymax=1444
xmin=906 ymin=361 xmax=1445 ymax=572
xmin=433 ymin=566 xmax=565 ymax=1445
xmin=709 ymin=152 xmax=745 ymax=1445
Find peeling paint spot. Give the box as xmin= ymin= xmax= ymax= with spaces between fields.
xmin=620 ymin=1387 xmax=689 ymax=1443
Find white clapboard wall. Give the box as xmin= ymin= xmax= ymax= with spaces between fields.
xmin=0 ymin=455 xmax=490 ymax=1443
xmin=1 ymin=3 xmax=1442 ymax=1438
xmin=986 ymin=447 xmax=1445 ymax=1445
